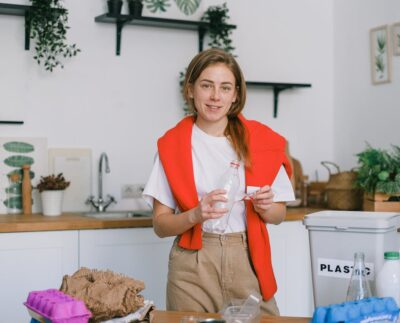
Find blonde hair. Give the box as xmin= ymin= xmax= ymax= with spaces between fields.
xmin=182 ymin=48 xmax=250 ymax=165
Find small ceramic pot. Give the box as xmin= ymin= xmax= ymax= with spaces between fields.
xmin=107 ymin=0 xmax=123 ymax=16
xmin=41 ymin=190 xmax=64 ymax=216
xmin=128 ymin=0 xmax=143 ymax=17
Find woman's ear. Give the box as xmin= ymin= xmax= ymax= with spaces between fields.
xmin=187 ymin=85 xmax=194 ymax=99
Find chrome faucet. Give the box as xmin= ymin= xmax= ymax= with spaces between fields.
xmin=86 ymin=152 xmax=116 ymax=212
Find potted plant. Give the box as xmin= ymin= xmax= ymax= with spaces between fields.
xmin=354 ymin=144 xmax=400 ymax=211
xmin=30 ymin=0 xmax=80 ymax=72
xmin=201 ymin=2 xmax=235 ymax=53
xmin=37 ymin=173 xmax=70 ymax=216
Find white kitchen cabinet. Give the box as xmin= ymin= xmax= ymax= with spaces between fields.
xmin=0 ymin=222 xmax=313 ymax=321
xmin=0 ymin=230 xmax=79 ymax=322
xmin=268 ymin=220 xmax=314 ymax=317
xmin=78 ymin=224 xmax=314 ymax=316
xmin=79 ymin=228 xmax=174 ymax=310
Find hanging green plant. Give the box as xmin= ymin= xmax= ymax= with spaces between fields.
xmin=201 ymin=2 xmax=234 ymax=53
xmin=30 ymin=0 xmax=80 ymax=72
xmin=175 ymin=0 xmax=201 ymax=16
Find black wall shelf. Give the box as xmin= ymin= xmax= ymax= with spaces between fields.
xmin=0 ymin=3 xmax=31 ymax=50
xmin=94 ymin=14 xmax=236 ymax=55
xmin=246 ymin=81 xmax=312 ymax=118
xmin=0 ymin=120 xmax=24 ymax=125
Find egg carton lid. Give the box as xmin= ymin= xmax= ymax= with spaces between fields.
xmin=311 ymin=297 xmax=400 ymax=323
xmin=24 ymin=289 xmax=91 ymax=323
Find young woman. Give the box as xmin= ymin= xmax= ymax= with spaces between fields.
xmin=143 ymin=48 xmax=295 ymax=315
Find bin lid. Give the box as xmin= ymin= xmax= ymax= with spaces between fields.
xmin=303 ymin=210 xmax=400 ymax=230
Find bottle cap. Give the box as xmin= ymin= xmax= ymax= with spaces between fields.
xmin=384 ymin=251 xmax=400 ymax=260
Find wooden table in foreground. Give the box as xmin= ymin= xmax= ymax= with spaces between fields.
xmin=149 ymin=310 xmax=310 ymax=323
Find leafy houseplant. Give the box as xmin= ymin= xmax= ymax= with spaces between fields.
xmin=37 ymin=173 xmax=70 ymax=192
xmin=30 ymin=0 xmax=80 ymax=72
xmin=201 ymin=2 xmax=235 ymax=53
xmin=37 ymin=173 xmax=70 ymax=216
xmin=354 ymin=144 xmax=400 ymax=199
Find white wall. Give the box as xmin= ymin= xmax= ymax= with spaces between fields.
xmin=2 ymin=0 xmax=334 ymax=211
xmin=333 ymin=0 xmax=400 ymax=171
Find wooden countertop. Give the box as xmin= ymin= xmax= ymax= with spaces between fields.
xmin=0 ymin=207 xmax=324 ymax=233
xmin=0 ymin=212 xmax=153 ymax=233
xmin=150 ymin=310 xmax=310 ymax=323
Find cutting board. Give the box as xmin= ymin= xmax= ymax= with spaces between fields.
xmin=48 ymin=148 xmax=92 ymax=212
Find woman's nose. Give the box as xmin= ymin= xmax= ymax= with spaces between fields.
xmin=210 ymin=88 xmax=221 ymax=100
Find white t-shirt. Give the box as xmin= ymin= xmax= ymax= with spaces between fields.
xmin=143 ymin=124 xmax=295 ymax=233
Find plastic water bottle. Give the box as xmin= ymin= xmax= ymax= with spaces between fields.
xmin=203 ymin=160 xmax=240 ymax=234
xmin=346 ymin=252 xmax=372 ymax=301
xmin=376 ymin=251 xmax=400 ymax=306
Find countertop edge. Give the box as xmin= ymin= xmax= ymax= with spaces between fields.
xmin=0 ymin=207 xmax=324 ymax=233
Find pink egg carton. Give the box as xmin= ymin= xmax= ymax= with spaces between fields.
xmin=24 ymin=289 xmax=92 ymax=323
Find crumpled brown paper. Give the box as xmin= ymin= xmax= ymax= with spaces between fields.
xmin=60 ymin=267 xmax=145 ymax=322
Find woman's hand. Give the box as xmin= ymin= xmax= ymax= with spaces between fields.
xmin=251 ymin=185 xmax=274 ymax=215
xmin=188 ymin=189 xmax=228 ymax=224
xmin=153 ymin=189 xmax=228 ymax=238
xmin=251 ymin=185 xmax=286 ymax=224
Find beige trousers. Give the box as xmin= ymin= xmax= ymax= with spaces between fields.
xmin=166 ymin=231 xmax=279 ymax=316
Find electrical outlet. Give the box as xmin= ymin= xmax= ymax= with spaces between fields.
xmin=121 ymin=184 xmax=144 ymax=199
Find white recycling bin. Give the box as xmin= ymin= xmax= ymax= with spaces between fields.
xmin=303 ymin=210 xmax=400 ymax=307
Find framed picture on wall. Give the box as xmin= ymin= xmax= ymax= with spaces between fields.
xmin=370 ymin=25 xmax=392 ymax=84
xmin=392 ymin=22 xmax=400 ymax=56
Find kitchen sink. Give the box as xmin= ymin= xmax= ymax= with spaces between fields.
xmin=82 ymin=210 xmax=152 ymax=219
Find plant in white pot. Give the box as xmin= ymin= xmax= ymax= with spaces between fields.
xmin=37 ymin=173 xmax=70 ymax=216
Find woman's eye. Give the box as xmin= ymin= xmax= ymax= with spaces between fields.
xmin=222 ymin=86 xmax=232 ymax=92
xmin=201 ymin=84 xmax=212 ymax=89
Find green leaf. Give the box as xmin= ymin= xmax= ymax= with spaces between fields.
xmin=3 ymin=141 xmax=34 ymax=153
xmin=378 ymin=170 xmax=389 ymax=181
xmin=175 ymin=0 xmax=200 ymax=15
xmin=3 ymin=196 xmax=22 ymax=210
xmin=395 ymin=173 xmax=400 ymax=183
xmin=4 ymin=155 xmax=34 ymax=168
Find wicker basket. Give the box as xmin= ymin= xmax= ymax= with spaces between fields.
xmin=322 ymin=161 xmax=363 ymax=210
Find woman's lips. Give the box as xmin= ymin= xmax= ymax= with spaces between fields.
xmin=206 ymin=104 xmax=222 ymax=110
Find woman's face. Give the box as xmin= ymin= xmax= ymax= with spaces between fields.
xmin=189 ymin=63 xmax=237 ymax=126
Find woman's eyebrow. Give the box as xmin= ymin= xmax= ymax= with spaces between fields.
xmin=199 ymin=79 xmax=234 ymax=85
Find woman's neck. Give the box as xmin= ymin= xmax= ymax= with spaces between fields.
xmin=195 ymin=118 xmax=227 ymax=137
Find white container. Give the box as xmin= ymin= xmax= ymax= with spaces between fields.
xmin=376 ymin=251 xmax=400 ymax=306
xmin=303 ymin=210 xmax=400 ymax=307
xmin=41 ymin=190 xmax=64 ymax=216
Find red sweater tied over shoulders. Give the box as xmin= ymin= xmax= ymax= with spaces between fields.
xmin=157 ymin=114 xmax=292 ymax=301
